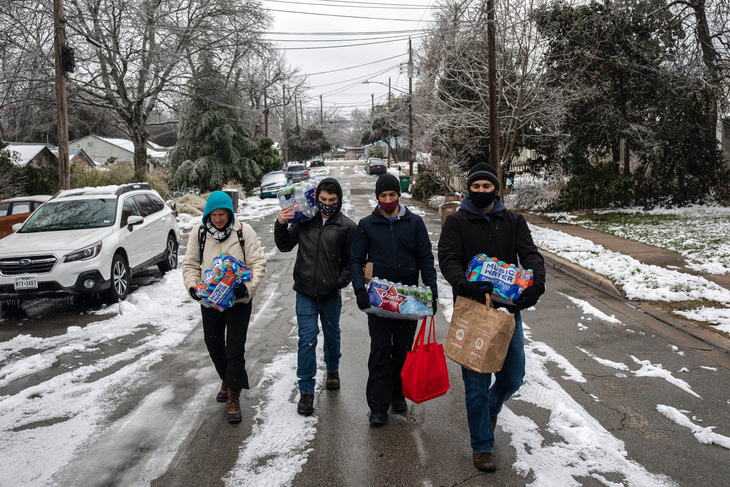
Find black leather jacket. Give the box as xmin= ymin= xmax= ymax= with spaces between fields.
xmin=274 ymin=178 xmax=356 ymax=300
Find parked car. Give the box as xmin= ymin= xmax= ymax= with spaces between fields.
xmin=286 ymin=164 xmax=309 ymax=183
xmin=0 ymin=183 xmax=180 ymax=304
xmin=310 ymin=156 xmax=325 ymax=167
xmin=0 ymin=195 xmax=51 ymax=239
xmin=366 ymin=158 xmax=387 ymax=175
xmin=260 ymin=171 xmax=288 ymax=199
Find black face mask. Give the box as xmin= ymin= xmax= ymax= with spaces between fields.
xmin=469 ymin=190 xmax=497 ymax=209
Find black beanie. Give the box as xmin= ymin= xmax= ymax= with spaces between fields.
xmin=467 ymin=162 xmax=500 ymax=190
xmin=375 ymin=173 xmax=401 ymax=196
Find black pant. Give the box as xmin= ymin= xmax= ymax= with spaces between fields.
xmin=201 ymin=301 xmax=252 ymax=390
xmin=366 ymin=314 xmax=417 ymax=413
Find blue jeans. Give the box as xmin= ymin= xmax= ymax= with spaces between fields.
xmin=296 ymin=293 xmax=343 ymax=394
xmin=461 ymin=312 xmax=525 ymax=453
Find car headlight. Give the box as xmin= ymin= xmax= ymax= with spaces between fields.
xmin=64 ymin=241 xmax=103 ymax=263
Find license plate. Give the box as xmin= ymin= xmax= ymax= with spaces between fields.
xmin=14 ymin=275 xmax=38 ymax=290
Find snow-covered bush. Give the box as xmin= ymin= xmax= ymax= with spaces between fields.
xmin=504 ymin=172 xmax=565 ymax=212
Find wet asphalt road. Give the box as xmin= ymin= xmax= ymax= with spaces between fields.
xmin=2 ymin=160 xmax=730 ymax=486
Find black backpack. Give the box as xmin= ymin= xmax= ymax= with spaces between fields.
xmin=198 ymin=224 xmax=246 ymax=262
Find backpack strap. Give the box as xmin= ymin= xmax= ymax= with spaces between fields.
xmin=237 ymin=223 xmax=246 ymax=263
xmin=198 ymin=224 xmax=207 ymax=260
xmin=198 ymin=222 xmax=246 ymax=263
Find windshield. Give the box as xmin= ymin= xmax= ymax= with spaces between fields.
xmin=20 ymin=199 xmax=117 ymax=232
xmin=369 ymin=159 xmax=384 ymax=165
xmin=288 ymin=165 xmax=305 ymax=172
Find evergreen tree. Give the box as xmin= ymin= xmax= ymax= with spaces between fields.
xmin=169 ymin=58 xmax=261 ymax=192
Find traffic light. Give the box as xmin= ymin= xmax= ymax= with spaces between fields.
xmin=62 ymin=44 xmax=75 ymax=73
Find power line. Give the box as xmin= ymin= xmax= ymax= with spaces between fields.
xmin=263 ymin=0 xmax=435 ymax=9
xmin=266 ymin=7 xmax=428 ymax=22
xmin=272 ymin=33 xmax=427 ymax=50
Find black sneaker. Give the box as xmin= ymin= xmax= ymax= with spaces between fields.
xmin=297 ymin=394 xmax=314 ymax=416
xmin=326 ymin=371 xmax=340 ymax=390
xmin=369 ymin=410 xmax=388 ymax=426
xmin=391 ymin=398 xmax=407 ymax=413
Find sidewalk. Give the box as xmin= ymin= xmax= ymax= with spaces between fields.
xmin=522 ymin=213 xmax=730 ymax=294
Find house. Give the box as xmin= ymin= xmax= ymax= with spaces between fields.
xmin=69 ymin=135 xmax=168 ymax=166
xmin=3 ymin=143 xmax=57 ymax=168
xmin=344 ymin=147 xmax=365 ymax=160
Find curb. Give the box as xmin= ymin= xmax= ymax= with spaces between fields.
xmin=541 ymin=249 xmax=623 ymax=299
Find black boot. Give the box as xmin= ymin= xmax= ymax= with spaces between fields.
xmin=297 ymin=394 xmax=314 ymax=416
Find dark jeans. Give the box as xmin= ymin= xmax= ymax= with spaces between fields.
xmin=200 ymin=301 xmax=252 ymax=390
xmin=366 ymin=313 xmax=417 ymax=413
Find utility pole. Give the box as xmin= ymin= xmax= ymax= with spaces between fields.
xmin=264 ymin=85 xmax=269 ymax=138
xmin=320 ymin=95 xmax=323 ymax=126
xmin=486 ymin=0 xmax=500 ymax=177
xmin=371 ymin=94 xmax=374 ymax=125
xmin=300 ymin=99 xmax=304 ymax=128
xmin=408 ymin=37 xmax=414 ymax=177
xmin=387 ymin=77 xmax=392 ymax=168
xmin=53 ymin=0 xmax=70 ymax=189
xmin=294 ymin=95 xmax=299 ymax=133
xmin=283 ymin=85 xmax=288 ymax=165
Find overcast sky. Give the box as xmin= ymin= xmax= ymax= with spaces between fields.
xmin=265 ymin=0 xmax=437 ymax=118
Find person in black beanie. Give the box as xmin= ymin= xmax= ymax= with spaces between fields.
xmin=349 ymin=173 xmax=438 ymax=426
xmin=437 ymin=162 xmax=545 ymax=472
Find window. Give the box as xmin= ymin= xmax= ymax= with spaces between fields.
xmin=11 ymin=202 xmax=31 ymax=214
xmin=120 ymin=197 xmax=141 ymax=226
xmin=21 ymin=199 xmax=117 ymax=232
xmin=147 ymin=194 xmax=166 ymax=213
xmin=132 ymin=194 xmax=157 ymax=217
xmin=0 ymin=203 xmax=9 ymax=217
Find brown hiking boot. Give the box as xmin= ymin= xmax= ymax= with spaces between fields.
xmin=227 ymin=388 xmax=242 ymax=423
xmin=217 ymin=381 xmax=229 ymax=402
xmin=473 ymin=452 xmax=496 ymax=472
xmin=491 ymin=414 xmax=498 ymax=432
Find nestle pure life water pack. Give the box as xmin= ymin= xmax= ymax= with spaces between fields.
xmin=466 ymin=254 xmax=534 ymax=304
xmin=195 ymin=253 xmax=252 ymax=311
xmin=365 ymin=277 xmax=433 ymax=320
xmin=277 ymin=179 xmax=319 ymax=224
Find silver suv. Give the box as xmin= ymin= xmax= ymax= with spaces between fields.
xmin=0 ymin=183 xmax=181 ymax=304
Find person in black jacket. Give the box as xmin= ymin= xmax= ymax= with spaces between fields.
xmin=438 ymin=162 xmax=545 ymax=473
xmin=275 ymin=178 xmax=356 ymax=416
xmin=350 ymin=173 xmax=438 ymax=426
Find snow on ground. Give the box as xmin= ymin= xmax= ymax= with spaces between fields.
xmin=530 ymin=224 xmax=730 ymax=332
xmin=0 ymin=269 xmax=202 ymax=485
xmin=553 ymin=205 xmax=730 ymax=275
xmin=439 ymin=289 xmax=675 ymax=485
xmin=656 ymin=405 xmax=730 ymax=450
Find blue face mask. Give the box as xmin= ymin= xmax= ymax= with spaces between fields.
xmin=317 ymin=200 xmax=337 ymax=217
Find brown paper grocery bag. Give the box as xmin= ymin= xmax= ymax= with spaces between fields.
xmin=445 ymin=296 xmax=516 ymax=373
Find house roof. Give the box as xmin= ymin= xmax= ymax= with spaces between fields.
xmin=70 ymin=135 xmax=168 ymax=160
xmin=3 ymin=144 xmax=53 ymax=167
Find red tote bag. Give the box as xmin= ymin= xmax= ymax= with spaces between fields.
xmin=401 ymin=316 xmax=451 ymax=404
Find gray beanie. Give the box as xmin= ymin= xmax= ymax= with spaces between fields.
xmin=467 ymin=162 xmax=500 ymax=190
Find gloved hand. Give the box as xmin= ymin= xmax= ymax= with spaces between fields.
xmin=189 ymin=287 xmax=201 ymax=301
xmin=233 ymin=283 xmax=249 ymax=299
xmin=458 ymin=281 xmax=494 ymax=303
xmin=355 ymin=288 xmax=370 ymax=310
xmin=514 ymin=284 xmax=544 ymax=310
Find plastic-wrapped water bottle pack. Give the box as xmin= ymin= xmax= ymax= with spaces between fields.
xmin=277 ymin=179 xmax=319 ymax=224
xmin=365 ymin=277 xmax=434 ymax=320
xmin=465 ymin=254 xmax=534 ymax=304
xmin=195 ymin=253 xmax=252 ymax=311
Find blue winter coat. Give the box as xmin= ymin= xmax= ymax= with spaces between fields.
xmin=349 ymin=204 xmax=438 ymax=299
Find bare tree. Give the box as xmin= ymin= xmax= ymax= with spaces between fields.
xmin=64 ymin=0 xmax=272 ymax=179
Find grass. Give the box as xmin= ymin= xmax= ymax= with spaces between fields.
xmin=549 ymin=209 xmax=730 ymax=273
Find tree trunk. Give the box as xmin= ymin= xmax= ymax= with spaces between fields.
xmin=132 ymin=130 xmax=149 ymax=181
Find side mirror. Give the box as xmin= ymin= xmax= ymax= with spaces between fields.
xmin=126 ymin=215 xmax=144 ymax=230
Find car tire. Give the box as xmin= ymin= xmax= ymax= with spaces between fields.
xmin=108 ymin=253 xmax=130 ymax=301
xmin=158 ymin=234 xmax=178 ymax=274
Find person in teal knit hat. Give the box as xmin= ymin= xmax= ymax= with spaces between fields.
xmin=183 ymin=191 xmax=267 ymax=423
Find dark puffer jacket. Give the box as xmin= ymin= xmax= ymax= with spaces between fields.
xmin=437 ymin=196 xmax=545 ymax=312
xmin=349 ymin=204 xmax=438 ymax=299
xmin=274 ymin=177 xmax=356 ymax=300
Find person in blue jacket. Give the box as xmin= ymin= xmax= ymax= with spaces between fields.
xmin=350 ymin=173 xmax=438 ymax=426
